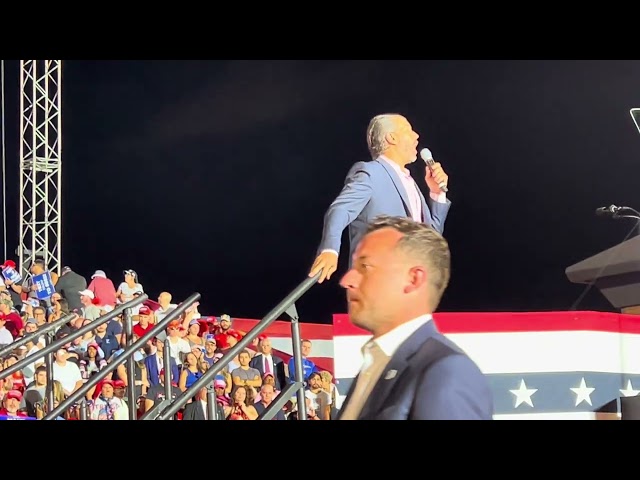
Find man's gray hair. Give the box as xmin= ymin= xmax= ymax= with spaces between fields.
xmin=366 ymin=114 xmax=400 ymax=159
xmin=366 ymin=215 xmax=451 ymax=306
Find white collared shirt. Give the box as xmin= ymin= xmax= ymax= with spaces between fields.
xmin=380 ymin=155 xmax=447 ymax=222
xmin=340 ymin=315 xmax=433 ymax=420
xmin=261 ymin=354 xmax=274 ymax=375
xmin=360 ymin=314 xmax=433 ymax=375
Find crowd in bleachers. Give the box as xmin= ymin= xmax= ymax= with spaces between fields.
xmin=0 ymin=260 xmax=338 ymax=420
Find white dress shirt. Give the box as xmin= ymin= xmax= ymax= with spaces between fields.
xmin=340 ymin=314 xmax=433 ymax=419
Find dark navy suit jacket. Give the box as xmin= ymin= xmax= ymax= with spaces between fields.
xmin=318 ymin=157 xmax=451 ymax=261
xmin=145 ymin=353 xmax=179 ymax=387
xmin=249 ymin=353 xmax=287 ymax=391
xmin=338 ymin=320 xmax=494 ymax=420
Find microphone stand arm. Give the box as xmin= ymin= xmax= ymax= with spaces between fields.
xmin=616 ymin=205 xmax=640 ymax=217
xmin=613 ymin=210 xmax=640 ymax=236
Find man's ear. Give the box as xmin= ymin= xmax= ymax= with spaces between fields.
xmin=404 ymin=267 xmax=428 ymax=294
xmin=384 ymin=131 xmax=398 ymax=146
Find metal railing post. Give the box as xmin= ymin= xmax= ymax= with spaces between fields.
xmin=290 ymin=313 xmax=307 ymax=420
xmin=44 ymin=330 xmax=56 ymax=414
xmin=163 ymin=340 xmax=173 ymax=420
xmin=206 ymin=386 xmax=217 ymax=420
xmin=79 ymin=399 xmax=88 ymax=420
xmin=123 ymin=306 xmax=137 ymax=420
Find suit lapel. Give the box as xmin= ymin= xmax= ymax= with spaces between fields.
xmin=337 ymin=372 xmax=361 ymax=420
xmin=376 ymin=158 xmax=412 ymax=217
xmin=150 ymin=355 xmax=159 ymax=381
xmin=252 ymin=354 xmax=264 ymax=376
xmin=416 ymin=183 xmax=430 ymax=223
xmin=359 ymin=321 xmax=439 ymax=418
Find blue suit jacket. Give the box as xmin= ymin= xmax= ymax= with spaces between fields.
xmin=338 ymin=321 xmax=494 ymax=420
xmin=318 ymin=157 xmax=451 ymax=260
xmin=145 ymin=353 xmax=179 ymax=387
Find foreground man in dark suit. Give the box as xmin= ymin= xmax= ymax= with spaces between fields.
xmin=337 ymin=215 xmax=493 ymax=420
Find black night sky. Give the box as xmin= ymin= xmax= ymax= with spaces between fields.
xmin=2 ymin=59 xmax=640 ymax=323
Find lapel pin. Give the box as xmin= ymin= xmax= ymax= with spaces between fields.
xmin=385 ymin=370 xmax=397 ymax=380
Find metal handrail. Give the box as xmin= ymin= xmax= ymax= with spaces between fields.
xmin=0 ymin=312 xmax=77 ymax=358
xmin=152 ymin=273 xmax=320 ymax=420
xmin=42 ymin=292 xmax=201 ymax=420
xmin=0 ymin=295 xmax=148 ymax=380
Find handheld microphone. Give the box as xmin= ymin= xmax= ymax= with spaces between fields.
xmin=419 ymin=148 xmax=448 ymax=193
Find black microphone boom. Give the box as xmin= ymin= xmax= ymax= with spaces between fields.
xmin=595 ymin=204 xmax=640 ymax=221
xmin=595 ymin=205 xmax=621 ymax=216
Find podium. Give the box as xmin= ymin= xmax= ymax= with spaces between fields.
xmin=594 ymin=396 xmax=640 ymax=420
xmin=594 ymin=398 xmax=620 ymax=420
xmin=566 ymin=236 xmax=640 ymax=314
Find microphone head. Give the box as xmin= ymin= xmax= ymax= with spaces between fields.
xmin=419 ymin=148 xmax=433 ymax=162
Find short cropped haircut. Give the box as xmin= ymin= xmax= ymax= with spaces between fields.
xmin=366 ymin=215 xmax=451 ymax=307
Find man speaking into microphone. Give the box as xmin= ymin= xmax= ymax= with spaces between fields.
xmin=309 ymin=113 xmax=451 ymax=283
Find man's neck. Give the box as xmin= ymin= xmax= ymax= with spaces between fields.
xmin=371 ymin=309 xmax=432 ymax=339
xmin=381 ymin=150 xmax=409 ymax=168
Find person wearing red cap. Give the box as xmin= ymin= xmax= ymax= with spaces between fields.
xmin=0 ymin=264 xmax=23 ymax=311
xmin=4 ymin=258 xmax=58 ymax=309
xmin=88 ymin=380 xmax=129 ymax=420
xmin=133 ymin=306 xmax=154 ymax=337
xmin=0 ymin=390 xmax=28 ymax=418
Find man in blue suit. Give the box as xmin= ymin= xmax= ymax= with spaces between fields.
xmin=337 ymin=215 xmax=493 ymax=420
xmin=309 ymin=113 xmax=451 ymax=283
xmin=144 ymin=338 xmax=179 ymax=388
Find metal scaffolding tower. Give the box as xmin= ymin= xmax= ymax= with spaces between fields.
xmin=18 ymin=60 xmax=62 ymax=277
